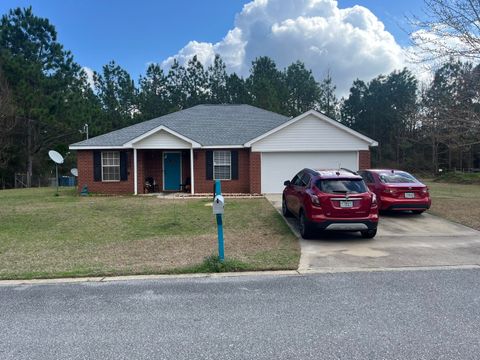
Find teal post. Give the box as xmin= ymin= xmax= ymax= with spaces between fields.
xmin=215 ymin=180 xmax=225 ymax=262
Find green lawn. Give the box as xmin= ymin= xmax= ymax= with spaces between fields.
xmin=0 ymin=188 xmax=299 ymax=280
xmin=425 ymin=181 xmax=480 ymax=231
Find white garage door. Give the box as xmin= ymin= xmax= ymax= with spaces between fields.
xmin=261 ymin=151 xmax=358 ymax=193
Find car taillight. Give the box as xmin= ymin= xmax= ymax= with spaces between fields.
xmin=383 ymin=188 xmax=397 ymax=195
xmin=310 ymin=194 xmax=321 ymax=206
xmin=422 ymin=187 xmax=429 ymax=194
xmin=371 ymin=194 xmax=378 ymax=208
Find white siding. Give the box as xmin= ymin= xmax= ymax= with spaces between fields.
xmin=252 ymin=114 xmax=369 ymax=152
xmin=261 ymin=151 xmax=358 ymax=193
xmin=133 ymin=130 xmax=192 ymax=149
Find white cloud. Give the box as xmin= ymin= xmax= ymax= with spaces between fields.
xmin=160 ymin=0 xmax=406 ymax=96
xmin=82 ymin=66 xmax=95 ymax=89
xmin=404 ymin=26 xmax=478 ymax=88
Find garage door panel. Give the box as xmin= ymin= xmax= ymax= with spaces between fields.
xmin=261 ymin=152 xmax=357 ymax=193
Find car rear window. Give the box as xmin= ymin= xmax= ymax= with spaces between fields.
xmin=315 ymin=179 xmax=367 ymax=194
xmin=378 ymin=172 xmax=418 ymax=184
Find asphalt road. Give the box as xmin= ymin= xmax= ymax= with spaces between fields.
xmin=1 ymin=269 xmax=479 ymax=360
xmin=265 ymin=194 xmax=480 ymax=272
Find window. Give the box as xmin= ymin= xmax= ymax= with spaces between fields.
xmin=359 ymin=171 xmax=374 ymax=184
xmin=292 ymin=172 xmax=303 ymax=186
xmin=315 ymin=179 xmax=367 ymax=194
xmin=102 ymin=151 xmax=120 ymax=181
xmin=301 ymin=173 xmax=311 ymax=187
xmin=213 ymin=151 xmax=231 ymax=180
xmin=378 ymin=171 xmax=418 ymax=184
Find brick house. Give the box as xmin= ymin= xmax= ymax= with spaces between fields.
xmin=69 ymin=104 xmax=377 ymax=195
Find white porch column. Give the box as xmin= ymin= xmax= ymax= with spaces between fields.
xmin=133 ymin=148 xmax=138 ymax=195
xmin=190 ymin=148 xmax=195 ymax=194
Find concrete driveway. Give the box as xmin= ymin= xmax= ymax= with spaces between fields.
xmin=266 ymin=194 xmax=480 ymax=272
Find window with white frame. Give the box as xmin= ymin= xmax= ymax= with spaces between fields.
xmin=102 ymin=151 xmax=120 ymax=181
xmin=213 ymin=151 xmax=231 ymax=180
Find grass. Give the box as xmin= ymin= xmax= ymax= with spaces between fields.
xmin=424 ymin=180 xmax=480 ymax=231
xmin=0 ymin=187 xmax=299 ymax=280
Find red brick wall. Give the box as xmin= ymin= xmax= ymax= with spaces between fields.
xmin=193 ymin=149 xmax=251 ymax=194
xmin=77 ymin=150 xmax=134 ymax=194
xmin=358 ymin=150 xmax=371 ymax=170
xmin=77 ymin=148 xmax=261 ymax=195
xmin=249 ymin=151 xmax=261 ymax=194
xmin=142 ymin=150 xmax=163 ymax=193
xmin=181 ymin=150 xmax=191 ymax=186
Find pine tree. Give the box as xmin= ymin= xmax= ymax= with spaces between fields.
xmin=0 ymin=7 xmax=91 ymax=186
xmin=184 ymin=55 xmax=208 ymax=107
xmin=246 ymin=56 xmax=287 ymax=114
xmin=207 ymin=54 xmax=228 ymax=104
xmin=284 ymin=61 xmax=320 ymax=116
xmin=138 ymin=63 xmax=169 ymax=119
xmin=94 ymin=61 xmax=138 ymax=131
xmin=318 ymin=71 xmax=339 ymax=119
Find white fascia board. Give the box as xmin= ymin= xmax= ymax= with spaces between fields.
xmin=201 ymin=145 xmax=245 ymax=149
xmin=124 ymin=125 xmax=201 ymax=148
xmin=69 ymin=145 xmax=127 ymax=150
xmin=256 ymin=148 xmax=368 ymax=153
xmin=244 ymin=110 xmax=378 ymax=147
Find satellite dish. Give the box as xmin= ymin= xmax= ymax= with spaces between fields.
xmin=71 ymin=168 xmax=78 ymax=177
xmin=48 ymin=150 xmax=64 ymax=164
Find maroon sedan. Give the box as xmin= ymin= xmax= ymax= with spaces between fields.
xmin=358 ymin=169 xmax=431 ymax=214
xmin=282 ymin=168 xmax=379 ymax=239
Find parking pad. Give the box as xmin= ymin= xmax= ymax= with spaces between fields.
xmin=265 ymin=194 xmax=480 ymax=272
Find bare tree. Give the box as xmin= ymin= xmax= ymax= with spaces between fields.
xmin=409 ymin=0 xmax=480 ymax=62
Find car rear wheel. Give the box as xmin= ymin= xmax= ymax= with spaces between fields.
xmin=361 ymin=229 xmax=377 ymax=239
xmin=299 ymin=211 xmax=314 ymax=239
xmin=282 ymin=197 xmax=293 ymax=217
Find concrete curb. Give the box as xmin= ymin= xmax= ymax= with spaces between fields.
xmin=298 ymin=264 xmax=480 ymax=274
xmin=0 ymin=270 xmax=301 ymax=286
xmin=1 ymin=265 xmax=479 ymax=287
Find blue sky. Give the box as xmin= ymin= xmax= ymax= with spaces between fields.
xmin=0 ymin=0 xmax=426 ymax=93
xmin=0 ymin=1 xmax=249 ymax=77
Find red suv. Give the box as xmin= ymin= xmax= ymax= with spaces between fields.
xmin=358 ymin=169 xmax=431 ymax=214
xmin=282 ymin=169 xmax=379 ymax=239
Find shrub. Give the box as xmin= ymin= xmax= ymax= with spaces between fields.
xmin=434 ymin=172 xmax=480 ymax=184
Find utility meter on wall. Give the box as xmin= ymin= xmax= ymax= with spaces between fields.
xmin=213 ymin=195 xmax=225 ymax=215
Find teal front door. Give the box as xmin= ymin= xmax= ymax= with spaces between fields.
xmin=163 ymin=152 xmax=181 ymax=191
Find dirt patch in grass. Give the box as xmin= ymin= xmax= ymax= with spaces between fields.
xmin=0 ymin=188 xmax=299 ymax=279
xmin=426 ymin=181 xmax=480 ymax=231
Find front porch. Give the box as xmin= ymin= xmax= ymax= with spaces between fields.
xmin=134 ymin=149 xmax=194 ymax=195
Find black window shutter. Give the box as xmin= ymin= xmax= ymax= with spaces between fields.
xmin=120 ymin=151 xmax=128 ymax=181
xmin=231 ymin=150 xmax=238 ymax=180
xmin=93 ymin=151 xmax=101 ymax=182
xmin=206 ymin=151 xmax=213 ymax=180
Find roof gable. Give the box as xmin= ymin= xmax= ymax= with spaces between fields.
xmin=246 ymin=110 xmax=377 ymax=151
xmin=127 ymin=126 xmax=199 ymax=149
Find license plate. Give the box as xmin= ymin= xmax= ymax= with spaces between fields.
xmin=340 ymin=200 xmax=353 ymax=208
xmin=405 ymin=192 xmax=415 ymax=198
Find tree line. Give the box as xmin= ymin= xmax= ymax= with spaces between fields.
xmin=0 ymin=7 xmax=479 ymax=188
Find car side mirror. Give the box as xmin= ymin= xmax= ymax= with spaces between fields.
xmin=284 ymin=180 xmax=291 ymax=186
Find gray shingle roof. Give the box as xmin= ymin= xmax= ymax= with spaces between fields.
xmin=70 ymin=104 xmax=290 ymax=148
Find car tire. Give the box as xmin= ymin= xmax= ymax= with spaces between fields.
xmin=299 ymin=210 xmax=314 ymax=239
xmin=361 ymin=229 xmax=377 ymax=239
xmin=282 ymin=197 xmax=293 ymax=217
xmin=411 ymin=210 xmax=425 ymax=214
